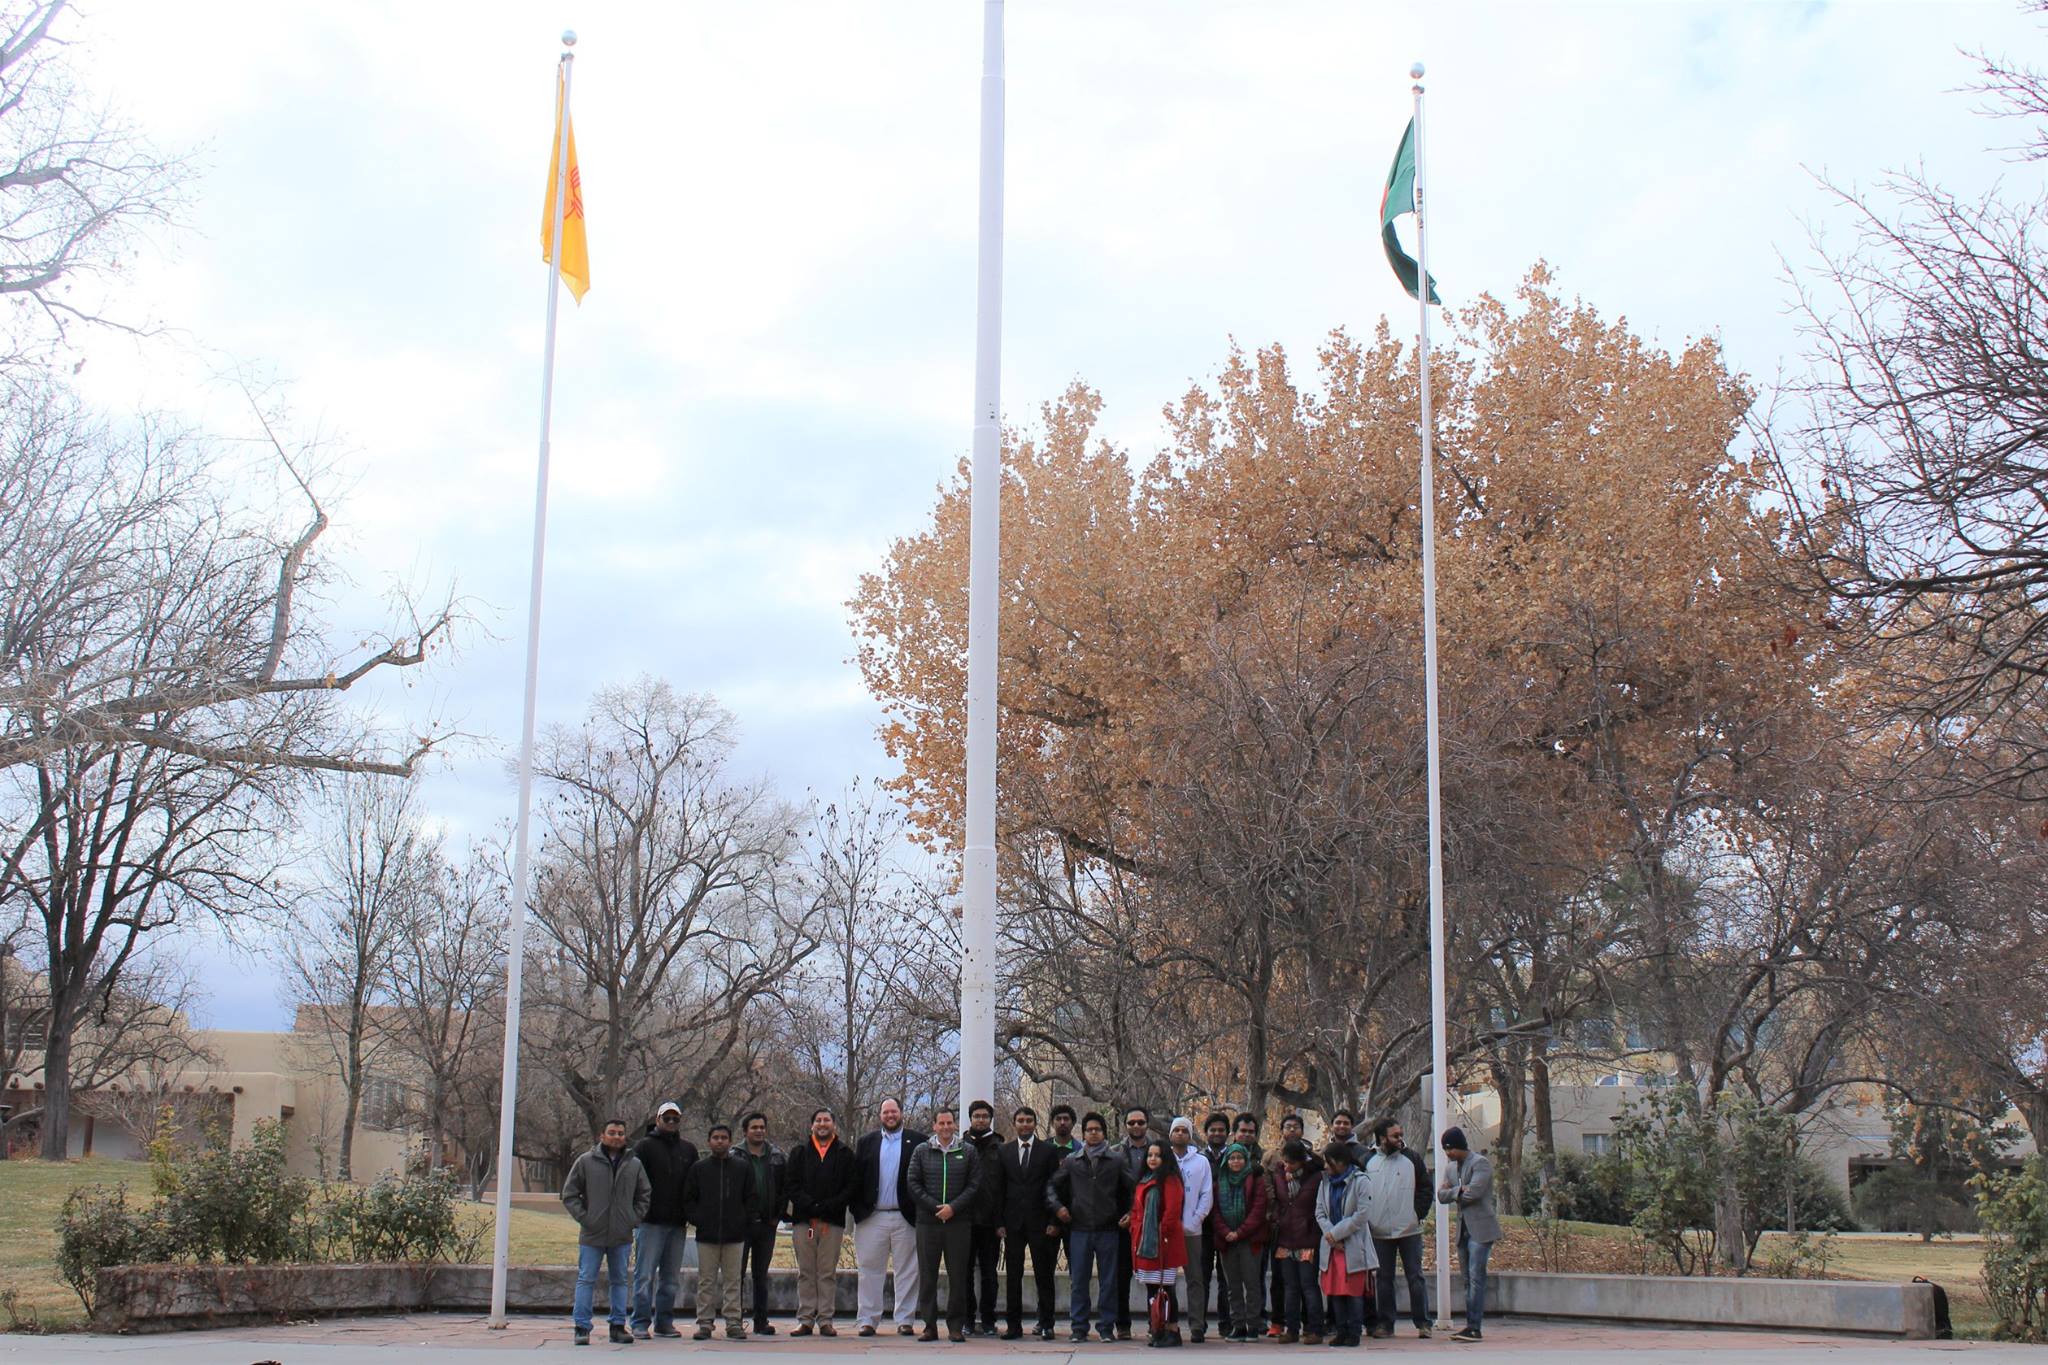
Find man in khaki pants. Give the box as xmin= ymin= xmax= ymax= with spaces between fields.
xmin=786 ymin=1107 xmax=857 ymax=1334
xmin=684 ymin=1123 xmax=757 ymax=1339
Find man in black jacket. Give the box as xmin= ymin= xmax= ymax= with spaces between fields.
xmin=685 ymin=1123 xmax=758 ymax=1340
xmin=1048 ymin=1112 xmax=1134 ymax=1343
xmin=1201 ymin=1113 xmax=1231 ymax=1320
xmin=1110 ymin=1106 xmax=1153 ymax=1340
xmin=851 ymin=1097 xmax=927 ymax=1337
xmin=630 ymin=1101 xmax=699 ymax=1340
xmin=907 ymin=1106 xmax=983 ymax=1342
xmin=963 ymin=1100 xmax=1005 ymax=1335
xmin=737 ymin=1112 xmax=787 ymax=1336
xmin=786 ymin=1108 xmax=857 ymax=1336
xmin=997 ymin=1105 xmax=1062 ymax=1340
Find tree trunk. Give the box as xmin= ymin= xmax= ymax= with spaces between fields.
xmin=38 ymin=1022 xmax=72 ymax=1161
xmin=339 ymin=1024 xmax=364 ymax=1182
xmin=1714 ymin=1164 xmax=1749 ymax=1272
xmin=1490 ymin=1054 xmax=1527 ymax=1215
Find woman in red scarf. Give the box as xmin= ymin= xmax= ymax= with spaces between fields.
xmin=1130 ymin=1138 xmax=1188 ymax=1347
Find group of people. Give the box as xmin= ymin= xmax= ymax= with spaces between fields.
xmin=557 ymin=1099 xmax=1499 ymax=1349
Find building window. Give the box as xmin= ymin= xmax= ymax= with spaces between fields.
xmin=1582 ymin=1132 xmax=1613 ymax=1156
xmin=3 ymin=1009 xmax=49 ymax=1051
xmin=360 ymin=1075 xmax=408 ymax=1132
xmin=1596 ymin=1073 xmax=1620 ymax=1086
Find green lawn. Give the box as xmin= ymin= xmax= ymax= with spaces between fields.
xmin=0 ymin=1157 xmax=582 ymax=1333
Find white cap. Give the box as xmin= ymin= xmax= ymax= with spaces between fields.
xmin=1170 ymin=1115 xmax=1195 ymax=1136
xmin=657 ymin=1101 xmax=682 ymax=1117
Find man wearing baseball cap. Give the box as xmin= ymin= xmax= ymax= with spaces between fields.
xmin=631 ymin=1101 xmax=699 ymax=1340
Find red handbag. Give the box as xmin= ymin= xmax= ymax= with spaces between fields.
xmin=1149 ymin=1289 xmax=1169 ymax=1335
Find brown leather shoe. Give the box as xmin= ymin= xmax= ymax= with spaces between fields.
xmin=919 ymin=1326 xmax=939 ymax=1342
xmin=1280 ymin=1330 xmax=1300 ymax=1344
xmin=859 ymin=1325 xmax=877 ymax=1337
xmin=1300 ymin=1333 xmax=1322 ymax=1345
xmin=819 ymin=1323 xmax=837 ymax=1337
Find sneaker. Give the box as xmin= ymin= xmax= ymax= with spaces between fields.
xmin=1118 ymin=1325 xmax=1134 ymax=1341
xmin=1072 ymin=1327 xmax=1092 ymax=1343
xmin=611 ymin=1323 xmax=636 ymax=1344
xmin=694 ymin=1326 xmax=715 ymax=1341
xmin=1189 ymin=1330 xmax=1205 ymax=1344
xmin=1450 ymin=1327 xmax=1482 ymax=1343
xmin=1416 ymin=1324 xmax=1432 ymax=1338
xmin=1038 ymin=1325 xmax=1058 ymax=1340
xmin=654 ymin=1324 xmax=683 ymax=1338
xmin=859 ymin=1325 xmax=878 ymax=1338
xmin=1267 ymin=1325 xmax=1286 ymax=1339
xmin=1002 ymin=1326 xmax=1023 ymax=1340
xmin=573 ymin=1327 xmax=591 ymax=1346
xmin=728 ymin=1326 xmax=749 ymax=1340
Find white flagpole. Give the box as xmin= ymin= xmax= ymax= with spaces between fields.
xmin=959 ymin=0 xmax=1005 ymax=1115
xmin=1410 ymin=60 xmax=1455 ymax=1333
xmin=489 ymin=29 xmax=576 ymax=1330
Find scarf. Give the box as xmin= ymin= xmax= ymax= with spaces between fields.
xmin=1082 ymin=1139 xmax=1109 ymax=1158
xmin=1137 ymin=1176 xmax=1166 ymax=1259
xmin=811 ymin=1134 xmax=833 ymax=1161
xmin=1216 ymin=1143 xmax=1251 ymax=1226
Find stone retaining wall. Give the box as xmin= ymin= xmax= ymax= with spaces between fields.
xmin=92 ymin=1264 xmax=1937 ymax=1339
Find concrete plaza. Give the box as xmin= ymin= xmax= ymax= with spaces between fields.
xmin=3 ymin=1316 xmax=2040 ymax=1363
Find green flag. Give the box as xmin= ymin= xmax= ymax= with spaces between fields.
xmin=1381 ymin=118 xmax=1440 ymax=305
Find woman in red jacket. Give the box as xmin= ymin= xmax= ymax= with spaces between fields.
xmin=1130 ymin=1138 xmax=1187 ymax=1347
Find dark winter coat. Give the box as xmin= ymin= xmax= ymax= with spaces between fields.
xmin=562 ymin=1143 xmax=653 ymax=1249
xmin=684 ymin=1150 xmax=759 ymax=1243
xmin=1206 ymin=1158 xmax=1270 ymax=1251
xmin=1269 ymin=1161 xmax=1325 ymax=1252
xmin=787 ymin=1136 xmax=858 ymax=1227
xmin=633 ymin=1126 xmax=700 ymax=1228
xmin=741 ymin=1141 xmax=788 ymax=1224
xmin=1048 ymin=1145 xmax=1136 ymax=1232
xmin=964 ymin=1127 xmax=1004 ymax=1226
xmin=906 ymin=1136 xmax=983 ymax=1226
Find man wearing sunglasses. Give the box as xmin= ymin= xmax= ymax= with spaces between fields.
xmin=631 ymin=1101 xmax=699 ymax=1339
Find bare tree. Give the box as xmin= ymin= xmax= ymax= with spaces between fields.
xmin=525 ymin=678 xmax=822 ymax=1133
xmin=275 ymin=773 xmax=431 ymax=1181
xmin=784 ymin=780 xmax=952 ymax=1131
xmin=382 ymin=839 xmax=506 ymax=1182
xmin=0 ymin=1 xmax=191 ymax=361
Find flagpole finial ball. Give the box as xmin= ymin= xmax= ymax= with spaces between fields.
xmin=561 ymin=29 xmax=577 ymax=47
xmin=1409 ymin=61 xmax=1425 ymax=79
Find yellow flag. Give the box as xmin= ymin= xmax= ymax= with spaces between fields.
xmin=541 ymin=69 xmax=589 ymax=302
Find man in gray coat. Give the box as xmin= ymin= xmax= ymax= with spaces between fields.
xmin=1434 ymin=1127 xmax=1499 ymax=1343
xmin=563 ymin=1117 xmax=655 ymax=1346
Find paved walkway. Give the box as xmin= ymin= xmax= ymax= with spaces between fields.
xmin=3 ymin=1316 xmax=2038 ymax=1363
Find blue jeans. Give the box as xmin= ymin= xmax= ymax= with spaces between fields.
xmin=1275 ymin=1254 xmax=1323 ymax=1335
xmin=576 ymin=1242 xmax=632 ymax=1331
xmin=1457 ymin=1230 xmax=1492 ymax=1334
xmin=632 ymin=1222 xmax=689 ymax=1332
xmin=1069 ymin=1228 xmax=1121 ymax=1335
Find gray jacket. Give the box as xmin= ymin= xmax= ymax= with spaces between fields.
xmin=1314 ymin=1169 xmax=1379 ymax=1275
xmin=563 ymin=1143 xmax=654 ymax=1248
xmin=1435 ymin=1151 xmax=1500 ymax=1245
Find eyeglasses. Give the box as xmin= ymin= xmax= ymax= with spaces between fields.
xmin=660 ymin=1114 xmax=680 ymax=1124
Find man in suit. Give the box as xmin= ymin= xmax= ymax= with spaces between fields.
xmin=851 ymin=1097 xmax=928 ymax=1337
xmin=996 ymin=1105 xmax=1062 ymax=1340
xmin=1436 ymin=1127 xmax=1500 ymax=1344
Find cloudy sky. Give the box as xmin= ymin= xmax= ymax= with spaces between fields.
xmin=62 ymin=0 xmax=2040 ymax=1028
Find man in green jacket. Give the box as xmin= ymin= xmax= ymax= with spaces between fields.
xmin=562 ymin=1118 xmax=654 ymax=1346
xmin=907 ymin=1106 xmax=983 ymax=1341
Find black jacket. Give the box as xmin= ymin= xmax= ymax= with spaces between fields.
xmin=740 ymin=1141 xmax=788 ymax=1224
xmin=633 ymin=1126 xmax=700 ymax=1228
xmin=996 ymin=1136 xmax=1063 ymax=1231
xmin=906 ymin=1137 xmax=983 ymax=1226
xmin=684 ymin=1151 xmax=759 ymax=1243
xmin=850 ymin=1126 xmax=929 ymax=1222
xmin=786 ymin=1136 xmax=858 ymax=1227
xmin=964 ymin=1127 xmax=1004 ymax=1226
xmin=1049 ymin=1145 xmax=1134 ymax=1232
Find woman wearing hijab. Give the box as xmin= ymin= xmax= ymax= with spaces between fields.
xmin=1129 ymin=1138 xmax=1188 ymax=1347
xmin=1206 ymin=1142 xmax=1269 ymax=1342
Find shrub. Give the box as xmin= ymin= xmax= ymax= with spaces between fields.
xmin=1528 ymin=1149 xmax=1634 ymax=1226
xmin=55 ymin=1184 xmax=173 ymax=1316
xmin=317 ymin=1166 xmax=484 ymax=1264
xmin=1853 ymin=1164 xmax=1975 ymax=1237
xmin=154 ymin=1117 xmax=313 ymax=1264
xmin=1758 ymin=1155 xmax=1858 ymax=1234
xmin=1977 ymin=1155 xmax=2048 ymax=1343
